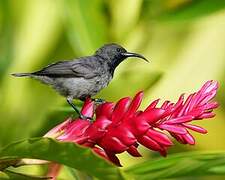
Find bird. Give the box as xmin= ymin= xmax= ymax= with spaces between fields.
xmin=12 ymin=43 xmax=148 ymax=119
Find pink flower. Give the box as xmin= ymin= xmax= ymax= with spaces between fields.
xmin=45 ymin=80 xmax=219 ymax=166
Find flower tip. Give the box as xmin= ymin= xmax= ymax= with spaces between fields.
xmin=159 ymin=150 xmax=167 ymax=157
xmin=127 ymin=145 xmax=142 ymax=157
xmin=213 ymin=81 xmax=219 ymax=89
xmin=125 ymin=91 xmax=144 ymax=115
xmin=81 ymin=99 xmax=95 ymax=118
xmin=134 ymin=91 xmax=144 ymax=102
xmin=202 ymin=80 xmax=219 ymax=93
xmin=209 ymin=80 xmax=219 ymax=89
xmin=136 ymin=90 xmax=144 ymax=95
xmin=44 ymin=118 xmax=72 ymax=138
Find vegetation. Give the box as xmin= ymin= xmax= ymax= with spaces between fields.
xmin=0 ymin=0 xmax=225 ymax=179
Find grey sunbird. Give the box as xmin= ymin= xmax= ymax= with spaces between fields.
xmin=12 ymin=43 xmax=148 ymax=119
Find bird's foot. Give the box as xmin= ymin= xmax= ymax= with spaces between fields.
xmin=67 ymin=98 xmax=93 ymax=121
xmin=79 ymin=114 xmax=93 ymax=121
xmin=92 ymin=98 xmax=105 ymax=105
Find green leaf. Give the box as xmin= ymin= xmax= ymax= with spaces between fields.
xmin=158 ymin=0 xmax=225 ymax=21
xmin=109 ymin=0 xmax=143 ymax=40
xmin=125 ymin=151 xmax=225 ymax=179
xmin=61 ymin=0 xmax=108 ymax=55
xmin=0 ymin=1 xmax=14 ymax=81
xmin=143 ymin=0 xmax=225 ymax=22
xmin=0 ymin=0 xmax=63 ymax=147
xmin=3 ymin=170 xmax=51 ymax=180
xmin=0 ymin=137 xmax=124 ymax=179
xmin=0 ymin=171 xmax=9 ymax=179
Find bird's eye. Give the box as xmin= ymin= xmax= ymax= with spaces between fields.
xmin=116 ymin=48 xmax=121 ymax=52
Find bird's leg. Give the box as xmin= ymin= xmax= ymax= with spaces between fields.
xmin=66 ymin=97 xmax=93 ymax=121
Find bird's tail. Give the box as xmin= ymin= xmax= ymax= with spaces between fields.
xmin=11 ymin=73 xmax=32 ymax=77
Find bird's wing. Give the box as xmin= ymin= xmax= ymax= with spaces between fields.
xmin=33 ymin=58 xmax=99 ymax=79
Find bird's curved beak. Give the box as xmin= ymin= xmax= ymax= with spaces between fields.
xmin=122 ymin=52 xmax=149 ymax=62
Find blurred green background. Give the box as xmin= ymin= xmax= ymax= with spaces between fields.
xmin=0 ymin=0 xmax=225 ymax=178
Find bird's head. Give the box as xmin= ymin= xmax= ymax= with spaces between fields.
xmin=95 ymin=43 xmax=148 ymax=69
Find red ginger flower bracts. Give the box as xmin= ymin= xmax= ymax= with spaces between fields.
xmin=45 ymin=80 xmax=219 ymax=166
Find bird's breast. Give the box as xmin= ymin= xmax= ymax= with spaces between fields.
xmin=54 ymin=73 xmax=112 ymax=99
xmin=91 ymin=73 xmax=112 ymax=94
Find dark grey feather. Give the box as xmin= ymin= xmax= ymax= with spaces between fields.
xmin=32 ymin=56 xmax=100 ymax=79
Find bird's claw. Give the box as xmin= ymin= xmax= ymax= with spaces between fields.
xmin=93 ymin=98 xmax=105 ymax=104
xmin=79 ymin=114 xmax=93 ymax=121
xmin=67 ymin=98 xmax=93 ymax=121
